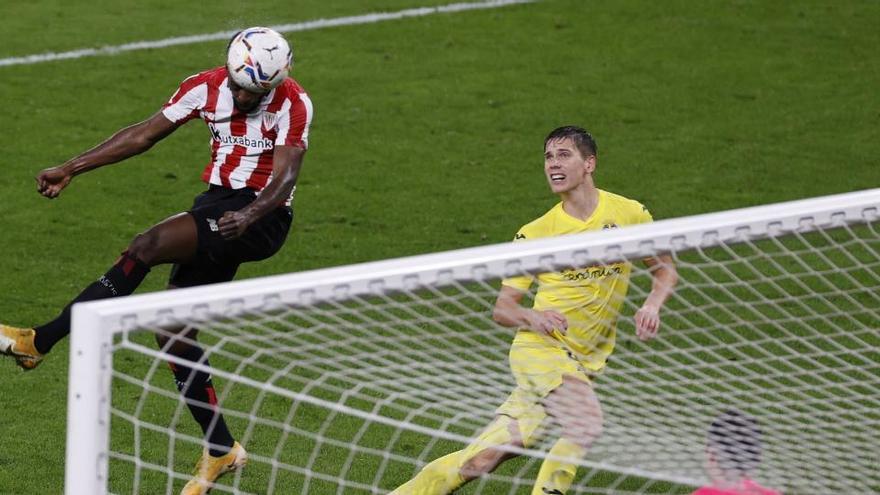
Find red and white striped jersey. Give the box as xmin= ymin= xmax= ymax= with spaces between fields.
xmin=162 ymin=66 xmax=313 ymax=193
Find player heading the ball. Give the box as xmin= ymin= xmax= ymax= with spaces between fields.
xmin=0 ymin=26 xmax=313 ymax=495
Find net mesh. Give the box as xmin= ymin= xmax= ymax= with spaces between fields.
xmin=97 ymin=208 xmax=879 ymax=495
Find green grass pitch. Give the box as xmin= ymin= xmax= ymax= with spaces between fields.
xmin=0 ymin=0 xmax=878 ymax=493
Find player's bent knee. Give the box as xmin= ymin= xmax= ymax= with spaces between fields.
xmin=574 ymin=416 xmax=603 ymax=447
xmin=128 ymin=231 xmax=161 ymax=266
xmin=549 ymin=377 xmax=605 ymax=448
xmin=563 ymin=407 xmax=603 ymax=449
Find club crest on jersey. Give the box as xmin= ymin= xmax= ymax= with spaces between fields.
xmin=262 ymin=112 xmax=278 ymax=131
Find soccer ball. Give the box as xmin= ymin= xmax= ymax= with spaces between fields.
xmin=226 ymin=27 xmax=292 ymax=92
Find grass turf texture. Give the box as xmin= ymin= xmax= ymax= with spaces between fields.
xmin=0 ymin=0 xmax=878 ymax=493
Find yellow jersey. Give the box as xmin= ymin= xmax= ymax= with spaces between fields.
xmin=501 ymin=189 xmax=653 ymax=371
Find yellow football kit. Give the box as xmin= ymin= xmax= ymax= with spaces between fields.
xmin=496 ymin=189 xmax=653 ymax=424
xmin=390 ymin=190 xmax=654 ymax=495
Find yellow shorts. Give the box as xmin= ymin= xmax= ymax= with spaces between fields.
xmin=495 ymin=339 xmax=593 ymax=444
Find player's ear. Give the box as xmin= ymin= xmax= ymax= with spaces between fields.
xmin=583 ymin=154 xmax=596 ymax=175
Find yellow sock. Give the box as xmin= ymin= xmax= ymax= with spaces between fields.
xmin=390 ymin=451 xmax=466 ymax=495
xmin=531 ymin=438 xmax=587 ymax=495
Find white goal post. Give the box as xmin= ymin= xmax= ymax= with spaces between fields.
xmin=65 ymin=188 xmax=880 ymax=495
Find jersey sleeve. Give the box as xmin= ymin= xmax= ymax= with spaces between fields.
xmin=276 ymin=90 xmax=314 ymax=149
xmin=161 ymin=73 xmax=208 ymax=124
xmin=500 ymin=228 xmax=535 ymax=291
xmin=635 ymin=201 xmax=653 ymax=224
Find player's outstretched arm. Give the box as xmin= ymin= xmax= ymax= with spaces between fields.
xmin=219 ymin=145 xmax=306 ymax=239
xmin=35 ymin=111 xmax=179 ymax=199
xmin=634 ymin=253 xmax=678 ymax=341
xmin=492 ymin=285 xmax=568 ymax=336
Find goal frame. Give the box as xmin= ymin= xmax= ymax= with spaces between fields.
xmin=64 ymin=187 xmax=880 ymax=494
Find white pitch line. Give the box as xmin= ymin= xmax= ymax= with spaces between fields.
xmin=0 ymin=0 xmax=535 ymax=68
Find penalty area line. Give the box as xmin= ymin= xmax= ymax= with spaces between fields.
xmin=0 ymin=0 xmax=536 ymax=68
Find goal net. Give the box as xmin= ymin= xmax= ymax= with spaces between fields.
xmin=66 ymin=188 xmax=880 ymax=495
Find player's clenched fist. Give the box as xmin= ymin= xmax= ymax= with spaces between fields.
xmin=525 ymin=309 xmax=568 ymax=336
xmin=219 ymin=210 xmax=253 ymax=240
xmin=35 ymin=166 xmax=73 ymax=199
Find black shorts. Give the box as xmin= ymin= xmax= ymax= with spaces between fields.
xmin=169 ymin=185 xmax=293 ymax=288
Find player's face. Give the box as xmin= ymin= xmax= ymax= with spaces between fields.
xmin=227 ymin=78 xmax=269 ymax=113
xmin=544 ymin=137 xmax=595 ymax=194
